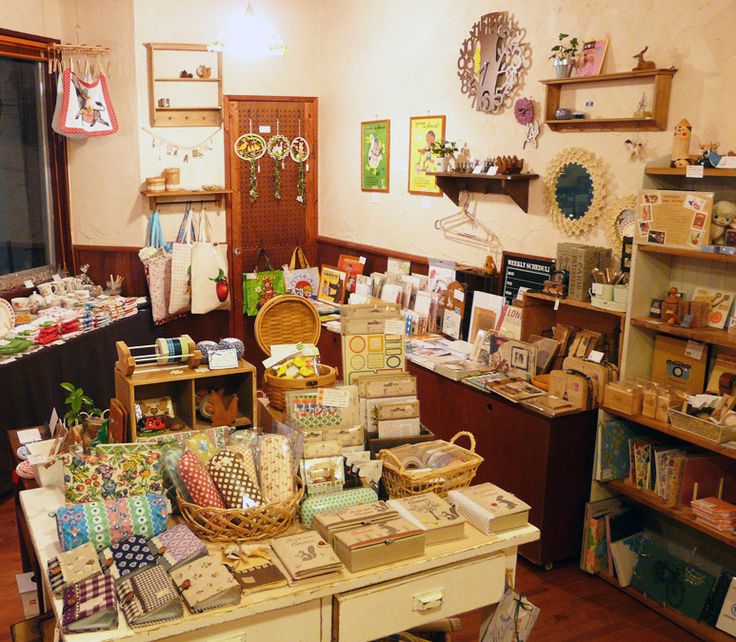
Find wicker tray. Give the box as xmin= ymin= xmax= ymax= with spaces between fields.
xmin=378 ymin=431 xmax=483 ymax=498
xmin=669 ymin=408 xmax=736 ymax=443
xmin=177 ymin=477 xmax=304 ymax=542
xmin=264 ymin=363 xmax=337 ymax=410
xmin=254 ymin=295 xmax=321 ymax=355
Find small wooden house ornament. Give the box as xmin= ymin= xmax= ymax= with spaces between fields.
xmin=671 ymin=119 xmax=692 ymax=167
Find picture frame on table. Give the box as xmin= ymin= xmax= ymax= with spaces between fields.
xmin=361 ymin=120 xmax=390 ymax=193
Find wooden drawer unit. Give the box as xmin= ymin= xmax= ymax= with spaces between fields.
xmin=332 ymin=553 xmax=505 ymax=642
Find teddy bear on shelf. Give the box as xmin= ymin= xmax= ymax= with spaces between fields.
xmin=710 ymin=200 xmax=736 ymax=245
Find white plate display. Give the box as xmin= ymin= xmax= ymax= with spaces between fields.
xmin=0 ymin=298 xmax=15 ymax=338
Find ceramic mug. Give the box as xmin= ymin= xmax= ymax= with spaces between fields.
xmin=44 ymin=294 xmax=62 ymax=307
xmin=613 ymin=285 xmax=629 ymax=304
xmin=590 ymin=283 xmax=614 ymax=301
xmin=37 ymin=282 xmax=54 ymax=297
xmin=11 ymin=297 xmax=30 ymax=309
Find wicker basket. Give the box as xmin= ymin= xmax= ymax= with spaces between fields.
xmin=177 ymin=477 xmax=304 ymax=542
xmin=255 ymin=294 xmax=337 ymax=410
xmin=378 ymin=431 xmax=483 ymax=498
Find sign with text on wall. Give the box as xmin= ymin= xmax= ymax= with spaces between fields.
xmin=500 ymin=252 xmax=555 ymax=305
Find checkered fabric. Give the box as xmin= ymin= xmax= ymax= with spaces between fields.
xmin=117 ymin=565 xmax=182 ymax=627
xmin=62 ymin=574 xmax=117 ymax=631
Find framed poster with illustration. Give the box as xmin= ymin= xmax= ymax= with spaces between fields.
xmin=361 ymin=120 xmax=390 ymax=192
xmin=574 ymin=39 xmax=608 ymax=77
xmin=408 ymin=115 xmax=446 ymax=196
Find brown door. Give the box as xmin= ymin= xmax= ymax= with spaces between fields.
xmin=224 ymin=96 xmax=318 ymax=343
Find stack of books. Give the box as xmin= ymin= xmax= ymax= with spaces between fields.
xmin=691 ymin=496 xmax=736 ymax=532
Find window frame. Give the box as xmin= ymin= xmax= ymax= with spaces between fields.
xmin=0 ymin=28 xmax=72 ymax=295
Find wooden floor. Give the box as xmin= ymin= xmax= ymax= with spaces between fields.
xmin=0 ymin=495 xmax=699 ymax=642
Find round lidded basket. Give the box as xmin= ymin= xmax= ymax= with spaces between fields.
xmin=254 ymin=295 xmax=337 ymax=410
xmin=177 ymin=477 xmax=304 ymax=542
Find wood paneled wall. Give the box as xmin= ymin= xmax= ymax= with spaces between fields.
xmin=316 ymin=235 xmax=429 ymax=275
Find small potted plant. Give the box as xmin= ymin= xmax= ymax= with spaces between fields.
xmin=61 ymin=382 xmax=105 ymax=449
xmin=549 ymin=33 xmax=579 ymax=78
xmin=430 ymin=139 xmax=459 ymax=172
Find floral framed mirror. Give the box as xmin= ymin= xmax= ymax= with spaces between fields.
xmin=544 ymin=148 xmax=607 ymax=236
xmin=605 ymin=195 xmax=638 ymax=255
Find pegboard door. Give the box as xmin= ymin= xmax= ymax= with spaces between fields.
xmin=224 ymin=96 xmax=318 ymax=339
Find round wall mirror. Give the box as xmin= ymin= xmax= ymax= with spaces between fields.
xmin=545 ymin=148 xmax=607 ymax=236
xmin=554 ymin=163 xmax=594 ymax=220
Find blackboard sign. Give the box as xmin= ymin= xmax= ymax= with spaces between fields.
xmin=499 ymin=252 xmax=555 ymax=304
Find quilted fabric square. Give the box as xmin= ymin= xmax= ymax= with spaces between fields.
xmin=259 ymin=434 xmax=295 ymax=503
xmin=62 ymin=450 xmax=163 ymax=504
xmin=62 ymin=574 xmax=117 ymax=631
xmin=208 ymin=450 xmax=263 ymax=509
xmin=99 ymin=535 xmax=156 ymax=581
xmin=148 ymin=523 xmax=207 ymax=571
xmin=55 ymin=494 xmax=169 ymax=552
xmin=177 ymin=450 xmax=225 ymax=508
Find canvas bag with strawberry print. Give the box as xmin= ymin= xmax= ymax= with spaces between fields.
xmin=190 ymin=211 xmax=231 ymax=314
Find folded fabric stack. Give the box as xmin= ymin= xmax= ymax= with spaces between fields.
xmin=91 ymin=301 xmax=112 ymax=328
xmin=691 ymin=496 xmax=736 ymax=532
xmin=122 ymin=297 xmax=138 ymax=317
xmin=36 ymin=322 xmax=60 ymax=345
xmin=60 ymin=313 xmax=81 ymax=335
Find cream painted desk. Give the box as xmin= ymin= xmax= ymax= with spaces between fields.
xmin=21 ymin=487 xmax=539 ymax=642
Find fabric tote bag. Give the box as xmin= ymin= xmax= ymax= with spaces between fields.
xmin=168 ymin=204 xmax=195 ymax=316
xmin=242 ymin=248 xmax=285 ymax=316
xmin=139 ymin=211 xmax=182 ymax=326
xmin=190 ymin=212 xmax=231 ymax=314
xmin=283 ymin=246 xmax=319 ymax=300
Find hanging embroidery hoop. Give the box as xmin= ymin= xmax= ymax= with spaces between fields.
xmin=267 ymin=134 xmax=291 ymax=161
xmin=234 ymin=133 xmax=267 ymax=161
xmin=290 ymin=137 xmax=310 ymax=163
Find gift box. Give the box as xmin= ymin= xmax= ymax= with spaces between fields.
xmin=313 ymin=501 xmax=398 ymax=545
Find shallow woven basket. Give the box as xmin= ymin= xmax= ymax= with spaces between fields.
xmin=177 ymin=477 xmax=304 ymax=542
xmin=255 ymin=294 xmax=337 ymax=410
xmin=378 ymin=431 xmax=483 ymax=499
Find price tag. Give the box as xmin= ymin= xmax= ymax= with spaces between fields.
xmin=52 ymin=274 xmax=62 ymax=282
xmin=685 ymin=340 xmax=705 ymax=360
xmin=208 ymin=348 xmax=238 ymax=370
xmin=24 ymin=280 xmax=34 ymax=288
xmin=472 ymin=165 xmax=484 ymax=174
xmin=554 ymin=298 xmax=560 ymax=311
xmin=588 ymin=350 xmax=605 ymax=363
xmin=384 ymin=318 xmax=405 ymax=335
xmin=48 ymin=408 xmax=59 ymax=436
xmin=359 ymin=256 xmax=367 ymax=264
xmin=454 ymin=289 xmax=465 ymax=302
xmin=317 ymin=388 xmax=350 ymax=408
xmin=686 ymin=165 xmax=704 ymax=179
xmin=486 ymin=166 xmax=499 ymax=176
xmin=258 ymin=125 xmax=271 ymax=134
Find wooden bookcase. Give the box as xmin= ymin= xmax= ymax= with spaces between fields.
xmin=586 ymin=170 xmax=736 ymax=638
xmin=114 ymin=360 xmax=257 ymax=440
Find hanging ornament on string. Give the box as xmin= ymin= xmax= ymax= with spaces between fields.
xmin=266 ymin=115 xmax=290 ymax=200
xmin=234 ymin=113 xmax=267 ymax=203
xmin=143 ymin=127 xmax=220 ymax=163
xmin=290 ymin=116 xmax=310 ymax=207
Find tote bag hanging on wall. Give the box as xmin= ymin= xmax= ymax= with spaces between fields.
xmin=242 ymin=248 xmax=285 ymax=316
xmin=168 ymin=204 xmax=195 ymax=316
xmin=191 ymin=212 xmax=231 ymax=314
xmin=283 ymin=246 xmax=319 ymax=300
xmin=56 ymin=68 xmax=118 ymax=137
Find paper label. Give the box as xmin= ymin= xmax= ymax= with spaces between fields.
xmin=52 ymin=274 xmax=61 ymax=282
xmin=17 ymin=428 xmax=42 ymax=445
xmin=24 ymin=280 xmax=34 ymax=289
xmin=472 ymin=165 xmax=484 ymax=174
xmin=454 ymin=289 xmax=465 ymax=302
xmin=209 ymin=348 xmax=239 ymax=370
xmin=686 ymin=165 xmax=704 ymax=179
xmin=384 ymin=318 xmax=405 ymax=335
xmin=486 ymin=167 xmax=499 ymax=176
xmin=317 ymin=388 xmax=350 ymax=408
xmin=258 ymin=125 xmax=271 ymax=134
xmin=48 ymin=408 xmax=58 ymax=436
xmin=516 ymin=286 xmax=529 ymax=301
xmin=359 ymin=256 xmax=367 ymax=264
xmin=685 ymin=340 xmax=705 ymax=360
xmin=588 ymin=350 xmax=605 ymax=363
xmin=554 ymin=298 xmax=560 ymax=311
xmin=717 ymin=156 xmax=736 ymax=169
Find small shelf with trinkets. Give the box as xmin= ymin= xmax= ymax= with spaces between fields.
xmin=426 ymin=171 xmax=539 ymax=212
xmin=141 ymin=188 xmax=232 ymax=210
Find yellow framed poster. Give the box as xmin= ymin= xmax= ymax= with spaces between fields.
xmin=408 ymin=115 xmax=446 ymax=196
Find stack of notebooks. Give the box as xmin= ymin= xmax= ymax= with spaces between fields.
xmin=387 ymin=492 xmax=466 ymax=544
xmin=448 ymin=483 xmax=530 ymax=535
xmin=691 ymin=496 xmax=736 ymax=532
xmin=271 ymin=531 xmax=343 ymax=582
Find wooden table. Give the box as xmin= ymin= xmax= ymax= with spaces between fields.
xmin=21 ymin=486 xmax=538 ymax=642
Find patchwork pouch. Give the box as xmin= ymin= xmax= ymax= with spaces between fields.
xmin=99 ymin=535 xmax=156 ymax=582
xmin=48 ymin=541 xmax=103 ymax=596
xmin=300 ymin=487 xmax=379 ymax=528
xmin=170 ymin=555 xmax=241 ymax=613
xmin=117 ymin=564 xmax=183 ymax=627
xmin=55 ymin=493 xmax=169 ymax=552
xmin=258 ymin=434 xmax=294 ymax=503
xmin=177 ymin=450 xmax=225 ymax=508
xmin=208 ymin=450 xmax=263 ymax=509
xmin=61 ymin=574 xmax=118 ymax=633
xmin=148 ymin=523 xmax=208 ymax=571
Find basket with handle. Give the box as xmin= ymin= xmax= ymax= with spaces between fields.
xmin=255 ymin=294 xmax=337 ymax=410
xmin=378 ymin=431 xmax=483 ymax=498
xmin=177 ymin=477 xmax=305 ymax=542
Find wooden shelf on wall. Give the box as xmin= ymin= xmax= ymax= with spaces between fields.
xmin=153 ymin=77 xmax=221 ymax=82
xmin=425 ymin=172 xmax=539 ymax=212
xmin=540 ymin=67 xmax=677 ymax=132
xmin=638 ymin=244 xmax=736 ymax=264
xmin=525 ymin=292 xmax=626 ymax=318
xmin=630 ymin=316 xmax=736 ymax=350
xmin=597 ymin=573 xmax=733 ymax=642
xmin=645 ymin=166 xmax=736 ymax=177
xmin=141 ymin=188 xmax=232 ymax=210
xmin=601 ymin=405 xmax=736 ymax=462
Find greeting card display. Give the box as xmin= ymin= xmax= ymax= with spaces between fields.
xmin=635 ymin=190 xmax=714 ymax=249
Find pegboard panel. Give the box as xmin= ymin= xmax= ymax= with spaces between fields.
xmin=225 ymin=96 xmax=318 ymax=338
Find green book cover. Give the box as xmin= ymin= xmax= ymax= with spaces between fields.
xmin=630 ymin=540 xmax=715 ymax=620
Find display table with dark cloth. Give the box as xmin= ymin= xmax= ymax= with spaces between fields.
xmin=0 ymin=311 xmax=157 ymax=495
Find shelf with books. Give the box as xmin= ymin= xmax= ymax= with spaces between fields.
xmin=598 ymin=573 xmax=733 ymax=642
xmin=601 ymin=406 xmax=736 ymax=462
xmin=606 ymin=479 xmax=736 ymax=549
xmin=630 ymin=317 xmax=736 ymax=350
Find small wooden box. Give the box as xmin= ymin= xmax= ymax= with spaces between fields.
xmin=313 ymin=501 xmax=398 ymax=545
xmin=333 ymin=518 xmax=426 ymax=572
xmin=603 ymin=382 xmax=643 ymax=416
xmin=642 ymin=387 xmax=659 ymax=418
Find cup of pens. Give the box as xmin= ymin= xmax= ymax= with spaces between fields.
xmin=106 ymin=274 xmax=124 ymax=296
xmin=590 ymin=267 xmax=628 ymax=309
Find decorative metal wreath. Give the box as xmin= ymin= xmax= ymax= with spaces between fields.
xmin=544 ymin=148 xmax=608 ymax=237
xmin=457 ymin=12 xmax=529 ymax=114
xmin=605 ymin=194 xmax=638 ymax=255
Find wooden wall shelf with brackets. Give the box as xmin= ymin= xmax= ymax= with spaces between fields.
xmin=141 ymin=188 xmax=232 ymax=210
xmin=426 ymin=172 xmax=539 ymax=212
